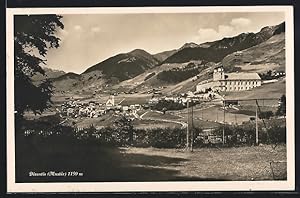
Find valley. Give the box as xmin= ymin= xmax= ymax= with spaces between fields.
xmin=27 ymin=21 xmax=286 ymax=139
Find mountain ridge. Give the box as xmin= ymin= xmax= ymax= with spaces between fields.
xmin=50 ymin=22 xmax=285 ymax=94
xmin=163 ymin=22 xmax=285 ymax=64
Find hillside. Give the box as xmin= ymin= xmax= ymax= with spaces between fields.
xmin=163 ymin=22 xmax=284 ymax=64
xmin=224 ymin=78 xmax=286 ymax=101
xmin=118 ymin=60 xmax=207 ymax=88
xmin=153 ymin=49 xmax=177 ymax=62
xmin=31 ymin=67 xmax=65 ymax=81
xmin=222 ymin=33 xmax=285 ymax=73
xmin=53 ymin=72 xmax=80 ymax=81
xmin=83 ymin=49 xmax=160 ymax=82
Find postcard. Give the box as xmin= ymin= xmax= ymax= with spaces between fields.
xmin=6 ymin=6 xmax=295 ymax=192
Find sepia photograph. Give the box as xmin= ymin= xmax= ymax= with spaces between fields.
xmin=6 ymin=6 xmax=295 ymax=192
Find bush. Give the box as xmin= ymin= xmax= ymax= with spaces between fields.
xmin=276 ymin=95 xmax=286 ymax=116
xmin=157 ymin=68 xmax=199 ymax=83
xmin=18 ymin=117 xmax=286 ymax=150
xmin=151 ymin=100 xmax=199 ymax=111
xmin=267 ymin=124 xmax=286 ymax=144
xmin=151 ymin=100 xmax=185 ymax=111
xmin=259 ymin=111 xmax=274 ymax=119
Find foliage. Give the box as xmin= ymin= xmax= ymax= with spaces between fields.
xmin=157 ymin=67 xmax=199 ymax=83
xmin=266 ymin=121 xmax=286 ymax=144
xmin=276 ymin=95 xmax=286 ymax=116
xmin=151 ymin=100 xmax=199 ymax=111
xmin=135 ymin=128 xmax=187 ymax=148
xmin=259 ymin=70 xmax=273 ymax=80
xmin=14 ymin=15 xmax=64 ymax=117
xmin=112 ymin=116 xmax=134 ymax=146
xmin=18 ymin=115 xmax=286 ymax=149
xmin=259 ymin=111 xmax=274 ymax=119
xmin=151 ymin=100 xmax=185 ymax=111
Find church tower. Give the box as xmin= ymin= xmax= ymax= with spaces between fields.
xmin=213 ymin=66 xmax=225 ymax=81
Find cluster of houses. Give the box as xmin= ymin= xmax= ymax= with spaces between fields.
xmin=148 ymin=95 xmax=202 ymax=105
xmin=59 ymin=100 xmax=105 ymax=118
xmin=58 ymin=96 xmax=142 ymax=119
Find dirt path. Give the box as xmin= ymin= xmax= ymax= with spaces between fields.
xmin=140 ymin=110 xmax=188 ymax=129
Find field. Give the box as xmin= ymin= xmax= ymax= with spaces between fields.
xmin=224 ymin=78 xmax=285 ymax=102
xmin=121 ymin=145 xmax=287 ymax=181
xmin=16 ymin=138 xmax=287 ymax=182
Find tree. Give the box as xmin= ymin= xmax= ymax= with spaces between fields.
xmin=259 ymin=111 xmax=274 ymax=119
xmin=276 ymin=94 xmax=286 ymax=116
xmin=14 ymin=15 xmax=64 ymax=118
xmin=113 ymin=116 xmax=134 ymax=145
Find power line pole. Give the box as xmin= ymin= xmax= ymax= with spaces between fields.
xmin=235 ymin=114 xmax=237 ymax=125
xmin=223 ymin=100 xmax=225 ymax=145
xmin=191 ymin=103 xmax=194 ymax=152
xmin=186 ymin=100 xmax=189 ymax=150
xmin=255 ymin=100 xmax=259 ymax=145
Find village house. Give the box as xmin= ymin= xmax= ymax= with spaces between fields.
xmin=196 ymin=66 xmax=262 ymax=93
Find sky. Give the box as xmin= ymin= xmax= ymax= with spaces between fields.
xmin=45 ymin=12 xmax=285 ymax=74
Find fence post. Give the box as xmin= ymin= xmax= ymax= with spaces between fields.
xmin=256 ymin=100 xmax=259 ymax=145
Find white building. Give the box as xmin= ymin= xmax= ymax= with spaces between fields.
xmin=196 ymin=66 xmax=262 ymax=92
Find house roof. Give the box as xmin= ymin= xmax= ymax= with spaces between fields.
xmin=224 ymin=72 xmax=261 ymax=80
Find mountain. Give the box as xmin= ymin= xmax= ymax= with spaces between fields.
xmin=179 ymin=42 xmax=199 ymax=50
xmin=83 ymin=49 xmax=160 ymax=82
xmin=52 ymin=22 xmax=285 ymax=94
xmin=52 ymin=72 xmax=80 ymax=81
xmin=153 ymin=49 xmax=177 ymax=62
xmin=152 ymin=42 xmax=203 ymax=62
xmin=163 ymin=22 xmax=285 ymax=64
xmin=152 ymin=43 xmax=199 ymax=62
xmin=31 ymin=67 xmax=65 ymax=81
xmin=222 ymin=32 xmax=285 ymax=73
xmin=117 ymin=22 xmax=285 ymax=94
xmin=50 ymin=72 xmax=80 ymax=91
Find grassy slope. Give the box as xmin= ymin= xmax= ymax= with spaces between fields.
xmin=224 ymin=78 xmax=286 ymax=101
xmin=222 ymin=33 xmax=285 ymax=73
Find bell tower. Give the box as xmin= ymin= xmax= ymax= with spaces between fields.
xmin=213 ymin=66 xmax=224 ymax=81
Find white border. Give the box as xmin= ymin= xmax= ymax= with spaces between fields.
xmin=6 ymin=6 xmax=295 ymax=193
